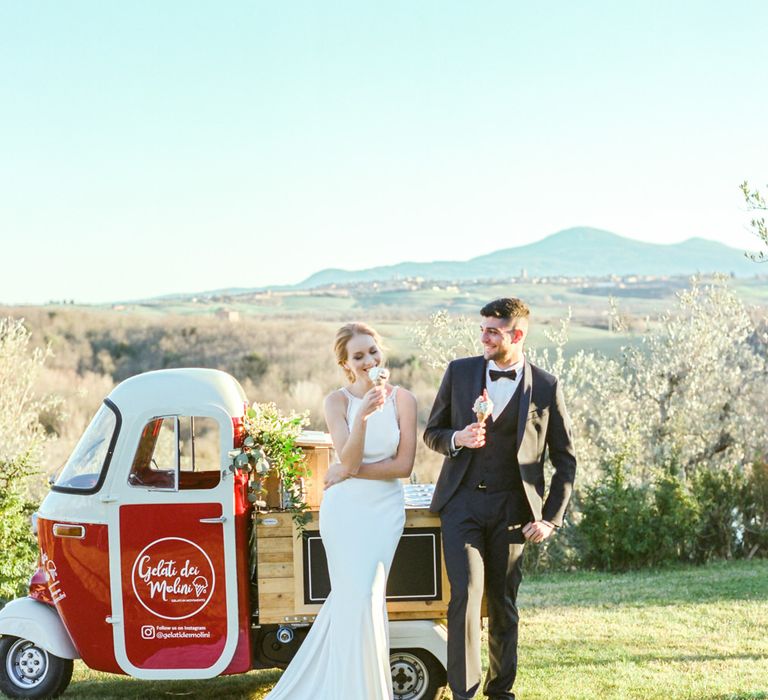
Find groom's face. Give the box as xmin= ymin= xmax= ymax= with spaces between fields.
xmin=480 ymin=316 xmax=524 ymax=364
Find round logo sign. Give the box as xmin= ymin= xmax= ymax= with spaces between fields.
xmin=131 ymin=537 xmax=216 ymax=620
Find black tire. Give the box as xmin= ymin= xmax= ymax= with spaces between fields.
xmin=390 ymin=647 xmax=447 ymax=700
xmin=0 ymin=636 xmax=73 ymax=699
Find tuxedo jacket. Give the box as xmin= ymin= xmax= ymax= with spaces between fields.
xmin=424 ymin=355 xmax=576 ymax=526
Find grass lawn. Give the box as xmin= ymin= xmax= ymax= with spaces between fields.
xmin=59 ymin=560 xmax=768 ymax=699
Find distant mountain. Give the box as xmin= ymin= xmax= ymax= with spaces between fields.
xmin=297 ymin=227 xmax=757 ymax=288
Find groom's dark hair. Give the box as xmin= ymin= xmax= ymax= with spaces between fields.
xmin=481 ymin=297 xmax=530 ymax=321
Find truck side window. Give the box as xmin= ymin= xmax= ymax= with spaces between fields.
xmin=129 ymin=417 xmax=177 ymax=489
xmin=129 ymin=416 xmax=221 ymax=490
xmin=178 ymin=416 xmax=220 ymax=490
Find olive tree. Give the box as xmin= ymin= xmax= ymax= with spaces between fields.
xmin=0 ymin=318 xmax=51 ymax=600
xmin=413 ymin=278 xmax=768 ymax=567
xmin=416 ymin=279 xmax=768 ymax=483
xmin=741 ymin=180 xmax=767 ymax=262
xmin=567 ymin=278 xmax=768 ymax=482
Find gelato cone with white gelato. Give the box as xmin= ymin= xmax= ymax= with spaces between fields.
xmin=473 ymin=389 xmax=494 ymax=424
xmin=368 ymin=366 xmax=390 ymax=412
xmin=368 ymin=366 xmax=390 ymax=386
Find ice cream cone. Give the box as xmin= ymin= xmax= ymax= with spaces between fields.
xmin=472 ymin=390 xmax=494 ymax=424
xmin=368 ymin=366 xmax=390 ymax=386
xmin=368 ymin=367 xmax=390 ymax=412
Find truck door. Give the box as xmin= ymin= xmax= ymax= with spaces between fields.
xmin=107 ymin=413 xmax=239 ymax=679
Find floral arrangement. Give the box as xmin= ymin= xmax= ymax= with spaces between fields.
xmin=229 ymin=402 xmax=311 ymax=531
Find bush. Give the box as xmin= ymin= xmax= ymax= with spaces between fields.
xmin=0 ymin=318 xmax=50 ymax=601
xmin=579 ymin=459 xmax=699 ymax=571
xmin=0 ymin=456 xmax=37 ymax=602
xmin=690 ymin=467 xmax=747 ymax=562
xmin=578 ymin=456 xmax=656 ymax=571
xmin=650 ymin=470 xmax=699 ymax=566
xmin=238 ymin=352 xmax=269 ymax=383
xmin=741 ymin=461 xmax=768 ymax=558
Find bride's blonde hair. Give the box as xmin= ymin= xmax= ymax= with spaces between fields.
xmin=333 ymin=322 xmax=384 ymax=383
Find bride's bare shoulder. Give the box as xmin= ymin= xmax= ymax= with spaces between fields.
xmin=394 ymin=386 xmax=417 ymax=408
xmin=324 ymin=388 xmax=348 ymax=409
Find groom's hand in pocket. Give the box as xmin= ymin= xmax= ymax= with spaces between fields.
xmin=523 ymin=520 xmax=555 ymax=544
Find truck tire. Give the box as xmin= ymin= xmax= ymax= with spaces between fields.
xmin=0 ymin=636 xmax=73 ymax=699
xmin=390 ymin=647 xmax=447 ymax=700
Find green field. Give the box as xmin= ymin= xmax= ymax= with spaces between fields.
xmin=106 ymin=274 xmax=768 ymax=321
xmin=80 ymin=274 xmax=766 ymax=363
xmin=58 ymin=560 xmax=768 ymax=699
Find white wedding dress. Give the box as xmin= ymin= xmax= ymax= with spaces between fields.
xmin=265 ymin=386 xmax=405 ymax=700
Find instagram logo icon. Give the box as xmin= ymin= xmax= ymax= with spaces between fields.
xmin=141 ymin=625 xmax=156 ymax=640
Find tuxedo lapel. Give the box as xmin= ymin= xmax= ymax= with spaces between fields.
xmin=516 ymin=361 xmax=532 ymax=451
xmin=466 ymin=356 xmax=486 ymax=425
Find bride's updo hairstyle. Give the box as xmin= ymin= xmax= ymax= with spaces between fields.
xmin=333 ymin=322 xmax=383 ymax=383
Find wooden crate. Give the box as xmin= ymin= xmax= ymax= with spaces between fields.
xmin=261 ymin=432 xmax=333 ymax=510
xmin=255 ymin=508 xmax=450 ymax=625
xmin=295 ymin=432 xmax=333 ymax=509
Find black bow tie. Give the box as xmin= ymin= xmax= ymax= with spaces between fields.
xmin=489 ymin=369 xmax=517 ymax=382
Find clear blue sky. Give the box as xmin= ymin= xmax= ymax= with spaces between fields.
xmin=1 ymin=1 xmax=766 ymax=304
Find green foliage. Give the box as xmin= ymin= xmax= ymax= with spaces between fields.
xmin=689 ymin=467 xmax=746 ymax=561
xmin=0 ymin=318 xmax=51 ymax=601
xmin=578 ymin=455 xmax=703 ymax=571
xmin=230 ymin=403 xmax=311 ymax=532
xmin=743 ymin=461 xmax=768 ymax=557
xmin=650 ymin=469 xmax=699 ymax=565
xmin=578 ymin=455 xmax=656 ymax=571
xmin=578 ymin=458 xmax=768 ymax=571
xmin=0 ymin=478 xmax=37 ymax=602
xmin=243 ymin=402 xmax=309 ymax=479
xmin=0 ymin=456 xmax=37 ymax=601
xmin=578 ymin=459 xmax=768 ymax=571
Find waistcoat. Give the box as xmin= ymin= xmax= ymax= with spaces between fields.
xmin=462 ymin=383 xmax=526 ymax=496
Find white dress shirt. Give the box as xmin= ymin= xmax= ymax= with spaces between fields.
xmin=485 ymin=357 xmax=524 ymax=421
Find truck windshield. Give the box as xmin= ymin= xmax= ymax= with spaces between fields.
xmin=52 ymin=401 xmax=120 ymax=493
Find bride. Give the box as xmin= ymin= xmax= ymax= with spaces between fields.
xmin=265 ymin=322 xmax=417 ymax=700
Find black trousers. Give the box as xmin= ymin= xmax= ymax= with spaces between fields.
xmin=440 ymin=486 xmax=526 ymax=700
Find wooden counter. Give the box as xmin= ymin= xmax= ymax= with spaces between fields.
xmin=255 ymin=507 xmax=449 ymax=625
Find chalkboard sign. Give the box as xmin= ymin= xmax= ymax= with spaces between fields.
xmin=302 ymin=527 xmax=443 ymax=604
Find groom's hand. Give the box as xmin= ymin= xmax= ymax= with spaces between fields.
xmin=454 ymin=422 xmax=486 ymax=449
xmin=523 ymin=520 xmax=555 ymax=543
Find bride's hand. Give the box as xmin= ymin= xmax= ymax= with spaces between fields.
xmin=324 ymin=462 xmax=351 ymax=490
xmin=359 ymin=385 xmax=386 ymax=419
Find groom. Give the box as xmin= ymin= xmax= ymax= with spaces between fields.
xmin=424 ymin=297 xmax=576 ymax=700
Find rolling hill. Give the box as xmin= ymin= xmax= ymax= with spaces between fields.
xmin=297 ymin=227 xmax=757 ymax=288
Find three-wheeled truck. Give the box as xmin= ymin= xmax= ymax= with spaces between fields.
xmin=0 ymin=369 xmax=448 ymax=699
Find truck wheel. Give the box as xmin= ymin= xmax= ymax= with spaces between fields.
xmin=390 ymin=648 xmax=447 ymax=700
xmin=0 ymin=636 xmax=73 ymax=699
